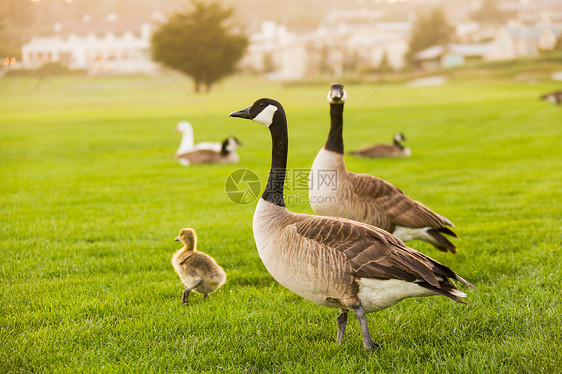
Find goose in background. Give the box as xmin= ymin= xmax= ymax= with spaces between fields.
xmin=172 ymin=228 xmax=226 ymax=306
xmin=309 ymin=83 xmax=458 ymax=253
xmin=540 ymin=91 xmax=562 ymax=105
xmin=230 ymin=98 xmax=473 ymax=351
xmin=175 ymin=121 xmax=223 ymax=155
xmin=350 ymin=132 xmax=411 ymax=158
xmin=175 ymin=137 xmax=240 ymax=166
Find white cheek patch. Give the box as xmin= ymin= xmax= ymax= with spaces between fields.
xmin=327 ymin=89 xmax=348 ymax=104
xmin=341 ymin=90 xmax=347 ymax=103
xmin=252 ymin=105 xmax=278 ymax=127
xmin=226 ymin=140 xmax=238 ymax=152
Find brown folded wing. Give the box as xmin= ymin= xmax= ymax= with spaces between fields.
xmin=347 ymin=172 xmax=451 ymax=231
xmin=292 ymin=215 xmax=468 ymax=290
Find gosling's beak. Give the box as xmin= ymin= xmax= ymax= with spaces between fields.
xmin=229 ymin=106 xmax=252 ymax=119
xmin=174 ymin=237 xmax=180 ymax=242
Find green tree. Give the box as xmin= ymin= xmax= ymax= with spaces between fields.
xmin=262 ymin=52 xmax=275 ymax=74
xmin=406 ymin=8 xmax=454 ymax=61
xmin=0 ymin=16 xmax=19 ymax=60
xmin=556 ymin=35 xmax=562 ymax=50
xmin=377 ymin=51 xmax=392 ymax=73
xmin=151 ymin=0 xmax=248 ymax=93
xmin=0 ymin=17 xmax=8 ymax=58
xmin=318 ymin=44 xmax=331 ymax=76
xmin=470 ymin=0 xmax=511 ymax=26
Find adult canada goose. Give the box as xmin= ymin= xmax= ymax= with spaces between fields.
xmin=175 ymin=137 xmax=240 ymax=166
xmin=350 ymin=132 xmax=411 ymax=158
xmin=540 ymin=91 xmax=562 ymax=105
xmin=175 ymin=121 xmax=223 ymax=155
xmin=309 ymin=83 xmax=458 ymax=253
xmin=172 ymin=228 xmax=227 ymax=306
xmin=230 ymin=98 xmax=473 ymax=351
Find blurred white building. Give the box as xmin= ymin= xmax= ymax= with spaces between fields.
xmin=21 ymin=15 xmax=159 ymax=75
xmin=415 ymin=43 xmax=496 ymax=69
xmin=492 ymin=23 xmax=562 ymax=59
xmin=241 ymin=18 xmax=412 ymax=80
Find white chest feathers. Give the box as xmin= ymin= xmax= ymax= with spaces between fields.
xmin=309 ymin=148 xmax=346 ymax=214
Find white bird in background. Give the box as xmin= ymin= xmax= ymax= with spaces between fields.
xmin=175 ymin=137 xmax=241 ymax=166
xmin=350 ymin=132 xmax=412 ymax=159
xmin=540 ymin=91 xmax=562 ymax=105
xmin=175 ymin=121 xmax=223 ymax=155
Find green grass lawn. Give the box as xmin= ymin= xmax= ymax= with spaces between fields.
xmin=1 ymin=74 xmax=561 ymax=373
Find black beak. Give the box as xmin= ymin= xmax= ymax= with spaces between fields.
xmin=229 ymin=106 xmax=252 ymax=119
xmin=331 ymin=89 xmax=343 ymax=101
xmin=174 ymin=237 xmax=180 ymax=242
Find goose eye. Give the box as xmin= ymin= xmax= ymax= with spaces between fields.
xmin=259 ymin=102 xmax=266 ymax=107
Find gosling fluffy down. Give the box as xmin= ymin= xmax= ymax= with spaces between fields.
xmin=171 ymin=228 xmax=226 ymax=306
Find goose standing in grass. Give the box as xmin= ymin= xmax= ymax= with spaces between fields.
xmin=172 ymin=228 xmax=226 ymax=306
xmin=309 ymin=83 xmax=458 ymax=253
xmin=229 ymin=98 xmax=473 ymax=351
xmin=175 ymin=137 xmax=240 ymax=166
xmin=540 ymin=91 xmax=562 ymax=105
xmin=175 ymin=121 xmax=223 ymax=154
xmin=350 ymin=132 xmax=411 ymax=158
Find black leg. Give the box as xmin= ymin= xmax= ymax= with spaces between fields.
xmin=336 ymin=309 xmax=348 ymax=344
xmin=181 ymin=288 xmax=191 ymax=306
xmin=202 ymin=294 xmax=208 ymax=301
xmin=352 ymin=305 xmax=379 ymax=351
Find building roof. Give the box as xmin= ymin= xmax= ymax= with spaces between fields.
xmin=44 ymin=15 xmax=153 ymax=38
xmin=414 ymin=45 xmax=445 ymax=60
xmin=415 ymin=43 xmax=495 ymax=60
xmin=499 ymin=0 xmax=562 ymax=12
xmin=449 ymin=42 xmax=496 ymax=56
xmin=504 ymin=24 xmax=562 ymax=40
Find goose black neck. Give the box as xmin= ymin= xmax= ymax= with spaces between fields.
xmin=220 ymin=140 xmax=229 ymax=156
xmin=393 ymin=139 xmax=404 ymax=150
xmin=325 ymin=103 xmax=344 ymax=154
xmin=262 ymin=112 xmax=288 ymax=207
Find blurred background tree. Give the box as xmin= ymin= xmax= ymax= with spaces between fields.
xmin=377 ymin=52 xmax=392 ymax=73
xmin=470 ymin=0 xmax=512 ymax=26
xmin=151 ymin=0 xmax=248 ymax=93
xmin=406 ymin=8 xmax=453 ymax=62
xmin=0 ymin=17 xmax=11 ymax=59
xmin=556 ymin=35 xmax=562 ymax=50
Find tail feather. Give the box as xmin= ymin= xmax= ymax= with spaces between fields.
xmin=437 ymin=214 xmax=455 ymax=228
xmin=414 ymin=255 xmax=475 ymax=302
xmin=455 ymin=275 xmax=476 ymax=290
xmin=427 ymin=229 xmax=457 ymax=254
xmin=416 ymin=279 xmax=468 ymax=304
xmin=438 ymin=226 xmax=458 ymax=238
